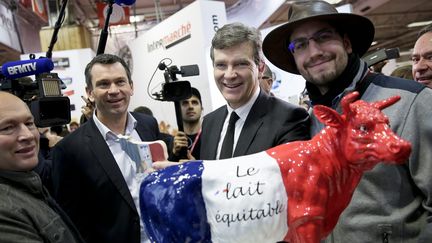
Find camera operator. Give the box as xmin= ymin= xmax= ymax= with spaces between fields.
xmin=170 ymin=87 xmax=203 ymax=161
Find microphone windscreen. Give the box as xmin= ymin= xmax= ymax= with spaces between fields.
xmin=180 ymin=65 xmax=200 ymax=77
xmin=114 ymin=0 xmax=135 ymax=6
xmin=2 ymin=58 xmax=54 ymax=79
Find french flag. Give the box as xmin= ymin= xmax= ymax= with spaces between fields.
xmin=139 ymin=151 xmax=289 ymax=242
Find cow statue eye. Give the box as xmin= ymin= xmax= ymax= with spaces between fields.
xmin=359 ymin=125 xmax=368 ymax=132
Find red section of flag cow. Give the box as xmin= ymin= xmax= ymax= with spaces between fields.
xmin=267 ymin=91 xmax=411 ymax=243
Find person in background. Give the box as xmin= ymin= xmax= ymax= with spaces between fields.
xmin=170 ymin=87 xmax=203 ymax=161
xmin=262 ymin=1 xmax=432 ymax=242
xmin=200 ymin=22 xmax=310 ymax=160
xmin=0 ymin=91 xmax=84 ymax=243
xmin=133 ymin=106 xmax=153 ymax=116
xmin=133 ymin=105 xmax=173 ymax=153
xmin=68 ymin=121 xmax=79 ymax=133
xmin=390 ymin=65 xmax=413 ymax=80
xmin=79 ymin=95 xmax=94 ymax=124
xmin=51 ymin=54 xmax=163 ymax=243
xmin=412 ymin=23 xmax=432 ymax=88
xmin=259 ymin=64 xmax=275 ymax=95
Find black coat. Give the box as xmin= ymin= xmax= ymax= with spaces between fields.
xmin=200 ymin=90 xmax=310 ymax=160
xmin=51 ymin=112 xmax=161 ymax=243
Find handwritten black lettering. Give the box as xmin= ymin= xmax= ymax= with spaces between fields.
xmin=236 ymin=165 xmax=259 ymax=177
xmin=214 ymin=200 xmax=285 ymax=227
xmin=225 ymin=181 xmax=265 ymax=200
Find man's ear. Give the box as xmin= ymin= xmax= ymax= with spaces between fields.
xmin=130 ymin=81 xmax=134 ymax=96
xmin=258 ymin=61 xmax=265 ymax=74
xmin=343 ymin=33 xmax=353 ymax=54
xmin=85 ymin=86 xmax=94 ymax=102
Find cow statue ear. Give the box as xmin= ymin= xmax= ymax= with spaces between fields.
xmin=313 ymin=105 xmax=344 ymax=128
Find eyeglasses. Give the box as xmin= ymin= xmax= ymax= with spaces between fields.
xmin=288 ymin=29 xmax=339 ymax=54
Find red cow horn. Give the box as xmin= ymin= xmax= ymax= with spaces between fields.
xmin=341 ymin=91 xmax=360 ymax=115
xmin=373 ymin=95 xmax=401 ymax=110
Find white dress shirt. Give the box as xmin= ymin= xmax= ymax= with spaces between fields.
xmin=216 ymin=87 xmax=260 ymax=159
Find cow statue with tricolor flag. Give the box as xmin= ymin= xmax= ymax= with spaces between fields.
xmin=139 ymin=92 xmax=411 ymax=243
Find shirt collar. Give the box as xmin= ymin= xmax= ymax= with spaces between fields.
xmin=93 ymin=112 xmax=137 ymax=141
xmin=227 ymin=86 xmax=260 ymax=121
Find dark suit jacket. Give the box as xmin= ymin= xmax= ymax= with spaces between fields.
xmin=200 ymin=90 xmax=310 ymax=160
xmin=51 ymin=112 xmax=161 ymax=243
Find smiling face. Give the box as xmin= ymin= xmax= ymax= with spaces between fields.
xmin=213 ymin=42 xmax=262 ymax=109
xmin=0 ymin=92 xmax=39 ymax=171
xmin=290 ymin=21 xmax=352 ymax=94
xmin=412 ymin=32 xmax=432 ymax=88
xmin=86 ymin=62 xmax=134 ymax=124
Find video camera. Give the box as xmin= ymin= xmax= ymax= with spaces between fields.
xmin=0 ymin=56 xmax=71 ymax=128
xmin=0 ymin=0 xmax=72 ymax=128
xmin=362 ymin=48 xmax=400 ymax=67
xmin=153 ymin=62 xmax=200 ymax=101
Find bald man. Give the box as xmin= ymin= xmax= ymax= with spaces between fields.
xmin=412 ymin=24 xmax=432 ymax=88
xmin=0 ymin=92 xmax=84 ymax=243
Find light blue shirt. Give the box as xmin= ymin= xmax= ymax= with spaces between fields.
xmin=93 ymin=112 xmax=150 ymax=243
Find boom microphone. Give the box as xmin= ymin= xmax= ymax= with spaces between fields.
xmin=1 ymin=58 xmax=54 ymax=79
xmin=114 ymin=0 xmax=136 ymax=6
xmin=180 ymin=65 xmax=199 ymax=77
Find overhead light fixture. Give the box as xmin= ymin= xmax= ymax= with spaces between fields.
xmin=323 ymin=0 xmax=343 ymax=4
xmin=407 ymin=20 xmax=432 ymax=28
xmin=130 ymin=15 xmax=144 ymax=23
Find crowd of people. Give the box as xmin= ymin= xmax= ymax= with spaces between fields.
xmin=0 ymin=0 xmax=431 ymax=242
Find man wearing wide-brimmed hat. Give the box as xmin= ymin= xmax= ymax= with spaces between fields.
xmin=263 ymin=0 xmax=432 ymax=242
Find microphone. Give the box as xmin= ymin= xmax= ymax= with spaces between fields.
xmin=114 ymin=0 xmax=136 ymax=6
xmin=180 ymin=65 xmax=199 ymax=77
xmin=1 ymin=58 xmax=54 ymax=79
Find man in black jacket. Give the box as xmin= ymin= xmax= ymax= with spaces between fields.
xmin=51 ymin=54 xmax=162 ymax=243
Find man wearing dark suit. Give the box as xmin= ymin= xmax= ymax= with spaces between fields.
xmin=200 ymin=23 xmax=310 ymax=160
xmin=51 ymin=54 xmax=159 ymax=243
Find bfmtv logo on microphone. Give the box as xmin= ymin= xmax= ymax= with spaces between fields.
xmin=0 ymin=57 xmax=70 ymax=127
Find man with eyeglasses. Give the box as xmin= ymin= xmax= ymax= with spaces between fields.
xmin=263 ymin=1 xmax=432 ymax=242
xmin=259 ymin=64 xmax=274 ymax=95
xmin=200 ymin=22 xmax=310 ymax=160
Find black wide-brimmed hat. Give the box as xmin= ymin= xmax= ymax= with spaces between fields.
xmin=262 ymin=0 xmax=375 ymax=74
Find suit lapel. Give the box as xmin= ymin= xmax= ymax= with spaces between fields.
xmin=207 ymin=108 xmax=228 ymax=159
xmin=85 ymin=120 xmax=137 ymax=213
xmin=234 ymin=91 xmax=268 ymax=156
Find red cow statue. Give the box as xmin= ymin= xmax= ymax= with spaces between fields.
xmin=139 ymin=92 xmax=411 ymax=243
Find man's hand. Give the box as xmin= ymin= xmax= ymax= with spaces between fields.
xmin=172 ymin=131 xmax=189 ymax=156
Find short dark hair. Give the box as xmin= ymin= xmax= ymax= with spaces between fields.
xmin=84 ymin=54 xmax=132 ymax=89
xmin=133 ymin=106 xmax=153 ymax=116
xmin=210 ymin=22 xmax=263 ymax=65
xmin=189 ymin=87 xmax=202 ymax=105
xmin=417 ymin=23 xmax=432 ymax=39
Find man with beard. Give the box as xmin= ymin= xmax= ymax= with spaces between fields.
xmin=171 ymin=87 xmax=203 ymax=160
xmin=263 ymin=1 xmax=432 ymax=242
xmin=200 ymin=22 xmax=310 ymax=160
